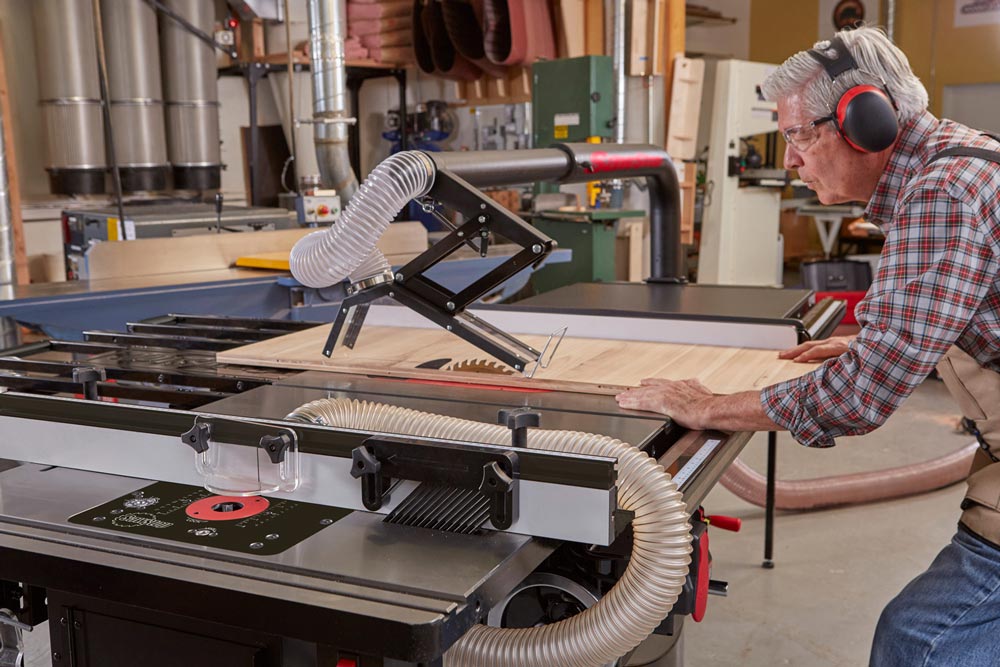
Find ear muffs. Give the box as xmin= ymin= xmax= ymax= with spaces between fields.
xmin=835 ymin=84 xmax=898 ymax=152
xmin=808 ymin=36 xmax=899 ymax=153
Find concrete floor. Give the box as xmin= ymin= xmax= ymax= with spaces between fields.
xmin=685 ymin=375 xmax=971 ymax=666
xmin=19 ymin=377 xmax=970 ymax=667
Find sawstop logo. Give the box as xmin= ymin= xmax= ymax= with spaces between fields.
xmin=112 ymin=513 xmax=173 ymax=529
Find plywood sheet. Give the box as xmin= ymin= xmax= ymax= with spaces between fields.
xmin=217 ymin=324 xmax=815 ymax=395
xmin=86 ymin=222 xmax=428 ymax=280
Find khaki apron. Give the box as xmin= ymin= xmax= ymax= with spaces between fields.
xmin=937 ymin=346 xmax=1000 ymax=545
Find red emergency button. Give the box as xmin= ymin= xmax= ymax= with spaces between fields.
xmin=317 ymin=204 xmax=330 ymax=216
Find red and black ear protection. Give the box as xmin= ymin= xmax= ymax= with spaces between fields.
xmin=807 ymin=36 xmax=898 ymax=153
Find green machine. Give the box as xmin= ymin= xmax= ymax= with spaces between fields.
xmin=530 ymin=209 xmax=646 ymax=292
xmin=531 ymin=56 xmax=614 ymax=145
xmin=530 ymin=56 xmax=645 ymax=292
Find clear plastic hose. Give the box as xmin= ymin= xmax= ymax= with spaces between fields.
xmin=286 ymin=398 xmax=692 ymax=667
xmin=289 ymin=151 xmax=435 ymax=288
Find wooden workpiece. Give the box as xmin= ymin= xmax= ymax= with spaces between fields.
xmin=218 ymin=323 xmax=816 ymax=395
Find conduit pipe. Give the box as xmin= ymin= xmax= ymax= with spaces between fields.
xmin=286 ymin=397 xmax=692 ymax=667
xmin=720 ymin=443 xmax=976 ymax=511
xmin=307 ymin=0 xmax=359 ymax=202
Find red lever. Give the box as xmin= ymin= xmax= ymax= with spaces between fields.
xmin=707 ymin=514 xmax=742 ymax=532
xmin=336 ymin=660 xmax=356 ymax=667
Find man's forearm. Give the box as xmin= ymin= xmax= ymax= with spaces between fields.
xmin=697 ymin=390 xmax=784 ymax=433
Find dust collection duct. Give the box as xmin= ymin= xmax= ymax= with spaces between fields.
xmin=100 ymin=0 xmax=171 ymax=192
xmin=159 ymin=0 xmax=222 ymax=190
xmin=307 ymin=0 xmax=359 ymax=202
xmin=32 ymin=0 xmax=107 ymax=195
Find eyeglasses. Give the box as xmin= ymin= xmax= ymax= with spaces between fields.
xmin=782 ymin=116 xmax=835 ymax=151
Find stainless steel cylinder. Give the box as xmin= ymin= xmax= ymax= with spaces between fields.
xmin=101 ymin=0 xmax=169 ymax=191
xmin=0 ymin=96 xmax=12 ymax=288
xmin=307 ymin=0 xmax=358 ymax=201
xmin=32 ymin=0 xmax=106 ymax=194
xmin=160 ymin=0 xmax=221 ymax=190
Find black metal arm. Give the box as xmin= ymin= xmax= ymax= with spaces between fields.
xmin=323 ymin=144 xmax=684 ymax=371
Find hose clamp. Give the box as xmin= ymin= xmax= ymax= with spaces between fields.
xmin=347 ymin=271 xmax=395 ymax=296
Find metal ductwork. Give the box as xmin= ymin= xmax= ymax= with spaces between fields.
xmin=159 ymin=0 xmax=222 ymax=190
xmin=101 ymin=0 xmax=170 ymax=192
xmin=0 ymin=91 xmax=13 ymax=288
xmin=32 ymin=0 xmax=107 ymax=195
xmin=307 ymin=0 xmax=359 ymax=202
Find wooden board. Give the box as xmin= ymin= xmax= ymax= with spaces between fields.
xmin=86 ymin=222 xmax=427 ymax=280
xmin=217 ymin=324 xmax=815 ymax=396
xmin=661 ymin=0 xmax=685 ymax=146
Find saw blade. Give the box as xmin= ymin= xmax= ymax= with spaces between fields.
xmin=445 ymin=359 xmax=515 ymax=375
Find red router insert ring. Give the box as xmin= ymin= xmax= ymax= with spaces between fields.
xmin=185 ymin=495 xmax=270 ymax=521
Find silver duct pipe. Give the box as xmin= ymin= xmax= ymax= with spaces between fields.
xmin=0 ymin=94 xmax=12 ymax=287
xmin=101 ymin=0 xmax=170 ymax=192
xmin=307 ymin=0 xmax=359 ymax=202
xmin=160 ymin=0 xmax=222 ymax=190
xmin=32 ymin=0 xmax=106 ymax=195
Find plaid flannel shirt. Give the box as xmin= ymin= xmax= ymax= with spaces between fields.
xmin=762 ymin=111 xmax=1000 ymax=447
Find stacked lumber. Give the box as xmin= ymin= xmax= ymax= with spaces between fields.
xmin=347 ymin=0 xmax=413 ymax=64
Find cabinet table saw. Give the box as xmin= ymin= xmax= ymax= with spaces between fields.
xmin=0 ymin=143 xmax=841 ymax=666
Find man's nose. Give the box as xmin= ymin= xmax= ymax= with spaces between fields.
xmin=784 ymin=142 xmax=803 ymax=169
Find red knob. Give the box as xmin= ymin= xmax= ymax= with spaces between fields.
xmin=317 ymin=204 xmax=330 ymax=216
xmin=707 ymin=515 xmax=742 ymax=532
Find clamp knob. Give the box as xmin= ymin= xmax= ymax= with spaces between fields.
xmin=497 ymin=407 xmax=540 ymax=448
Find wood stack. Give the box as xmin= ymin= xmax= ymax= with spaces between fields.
xmin=347 ymin=0 xmax=413 ymax=64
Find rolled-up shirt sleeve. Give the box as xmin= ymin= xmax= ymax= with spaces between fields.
xmin=762 ymin=187 xmax=997 ymax=447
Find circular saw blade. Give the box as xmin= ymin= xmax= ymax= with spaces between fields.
xmin=445 ymin=358 xmax=515 ymax=376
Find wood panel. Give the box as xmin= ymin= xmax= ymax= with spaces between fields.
xmin=86 ymin=222 xmax=428 ymax=280
xmin=217 ymin=324 xmax=816 ymax=396
xmin=660 ymin=0 xmax=685 ymax=146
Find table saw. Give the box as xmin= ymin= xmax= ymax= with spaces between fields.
xmin=0 ymin=144 xmax=842 ymax=666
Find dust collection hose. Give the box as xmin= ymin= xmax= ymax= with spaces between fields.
xmin=720 ymin=442 xmax=977 ymax=511
xmin=286 ymin=398 xmax=692 ymax=667
xmin=289 ymin=151 xmax=436 ymax=288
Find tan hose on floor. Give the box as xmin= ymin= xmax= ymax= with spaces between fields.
xmin=720 ymin=443 xmax=977 ymax=511
xmin=287 ymin=397 xmax=691 ymax=667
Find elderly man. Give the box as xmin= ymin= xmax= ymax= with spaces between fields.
xmin=616 ymin=26 xmax=1000 ymax=666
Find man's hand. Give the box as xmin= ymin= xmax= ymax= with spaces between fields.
xmin=615 ymin=378 xmax=713 ymax=429
xmin=778 ymin=334 xmax=855 ymax=363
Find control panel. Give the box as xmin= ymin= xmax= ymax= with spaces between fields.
xmin=296 ymin=189 xmax=341 ymax=226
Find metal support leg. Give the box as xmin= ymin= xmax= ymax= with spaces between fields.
xmin=763 ymin=430 xmax=776 ymax=569
xmin=245 ymin=62 xmax=268 ymax=206
xmin=347 ymin=75 xmax=363 ymax=177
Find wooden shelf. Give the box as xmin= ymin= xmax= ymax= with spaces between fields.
xmin=685 ymin=14 xmax=737 ymax=27
xmin=252 ymin=52 xmax=406 ymax=70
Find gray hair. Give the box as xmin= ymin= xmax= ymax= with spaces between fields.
xmin=760 ymin=26 xmax=928 ymax=122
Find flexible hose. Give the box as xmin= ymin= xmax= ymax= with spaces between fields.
xmin=720 ymin=443 xmax=976 ymax=511
xmin=286 ymin=398 xmax=692 ymax=667
xmin=289 ymin=151 xmax=435 ymax=288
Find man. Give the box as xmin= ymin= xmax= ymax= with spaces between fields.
xmin=616 ymin=26 xmax=1000 ymax=666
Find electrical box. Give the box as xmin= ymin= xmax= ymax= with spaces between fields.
xmin=295 ymin=190 xmax=342 ymax=226
xmin=531 ymin=56 xmax=614 ymax=147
